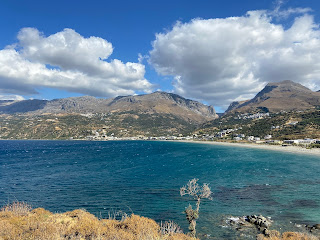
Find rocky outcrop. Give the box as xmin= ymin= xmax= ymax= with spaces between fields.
xmin=226 ymin=215 xmax=273 ymax=236
xmin=226 ymin=215 xmax=320 ymax=239
xmin=306 ymin=223 xmax=320 ymax=234
xmin=246 ymin=215 xmax=273 ymax=231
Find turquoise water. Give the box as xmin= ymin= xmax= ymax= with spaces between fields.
xmin=0 ymin=140 xmax=319 ymax=239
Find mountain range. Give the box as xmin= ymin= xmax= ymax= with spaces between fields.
xmin=0 ymin=80 xmax=319 ymax=139
xmin=0 ymin=91 xmax=218 ymax=123
xmin=0 ymin=92 xmax=218 ymax=139
xmin=2 ymin=80 xmax=319 ymax=118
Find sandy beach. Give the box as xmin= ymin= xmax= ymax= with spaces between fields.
xmin=176 ymin=140 xmax=320 ymax=157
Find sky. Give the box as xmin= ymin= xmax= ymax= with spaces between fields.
xmin=1 ymin=0 xmax=320 ymax=112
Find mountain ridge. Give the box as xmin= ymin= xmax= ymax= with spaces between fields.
xmin=0 ymin=91 xmax=218 ymax=123
xmin=226 ymin=80 xmax=320 ymax=113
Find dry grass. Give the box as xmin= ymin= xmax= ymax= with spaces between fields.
xmin=0 ymin=203 xmax=197 ymax=240
xmin=257 ymin=231 xmax=319 ymax=240
xmin=1 ymin=201 xmax=32 ymax=216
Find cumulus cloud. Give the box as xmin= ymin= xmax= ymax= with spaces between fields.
xmin=0 ymin=94 xmax=24 ymax=100
xmin=0 ymin=28 xmax=152 ymax=97
xmin=149 ymin=9 xmax=320 ymax=109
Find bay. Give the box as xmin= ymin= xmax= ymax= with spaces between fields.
xmin=0 ymin=140 xmax=319 ymax=239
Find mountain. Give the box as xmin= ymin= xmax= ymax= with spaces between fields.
xmin=225 ymin=100 xmax=249 ymax=112
xmin=0 ymin=99 xmax=47 ymax=113
xmin=0 ymin=92 xmax=218 ymax=139
xmin=0 ymin=92 xmax=217 ymax=122
xmin=226 ymin=80 xmax=320 ymax=113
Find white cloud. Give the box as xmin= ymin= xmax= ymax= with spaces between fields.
xmin=271 ymin=0 xmax=312 ymax=19
xmin=150 ymin=10 xmax=320 ymax=109
xmin=272 ymin=7 xmax=312 ymax=19
xmin=0 ymin=28 xmax=152 ymax=97
xmin=0 ymin=94 xmax=24 ymax=100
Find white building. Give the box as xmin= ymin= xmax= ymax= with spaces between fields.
xmin=247 ymin=136 xmax=254 ymax=141
xmin=297 ymin=139 xmax=316 ymax=144
xmin=264 ymin=135 xmax=272 ymax=140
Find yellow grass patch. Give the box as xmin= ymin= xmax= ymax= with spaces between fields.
xmin=0 ymin=203 xmax=197 ymax=240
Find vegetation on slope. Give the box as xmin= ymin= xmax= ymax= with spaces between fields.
xmin=1 ymin=202 xmax=318 ymax=240
xmin=0 ymin=111 xmax=197 ymax=139
xmin=198 ymin=110 xmax=320 ymax=140
xmin=0 ymin=202 xmax=196 ymax=240
xmin=257 ymin=231 xmax=318 ymax=240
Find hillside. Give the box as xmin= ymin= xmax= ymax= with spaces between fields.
xmin=0 ymin=92 xmax=218 ymax=139
xmin=0 ymin=92 xmax=217 ymax=122
xmin=2 ymin=81 xmax=320 ymax=140
xmin=0 ymin=203 xmax=195 ymax=240
xmin=196 ymin=81 xmax=320 ymax=140
xmin=226 ymin=80 xmax=320 ymax=113
xmin=196 ymin=109 xmax=320 ymax=140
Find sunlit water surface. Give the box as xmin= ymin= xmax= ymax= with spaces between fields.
xmin=1 ymin=140 xmax=319 ymax=239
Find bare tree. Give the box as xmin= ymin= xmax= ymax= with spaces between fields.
xmin=180 ymin=178 xmax=212 ymax=238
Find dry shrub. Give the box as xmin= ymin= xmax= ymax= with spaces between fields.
xmin=1 ymin=201 xmax=32 ymax=216
xmin=62 ymin=209 xmax=104 ymax=239
xmin=31 ymin=207 xmax=52 ymax=217
xmin=107 ymin=209 xmax=128 ymax=221
xmin=117 ymin=214 xmax=160 ymax=239
xmin=160 ymin=220 xmax=183 ymax=235
xmin=257 ymin=231 xmax=319 ymax=240
xmin=161 ymin=233 xmax=197 ymax=240
xmin=0 ymin=219 xmax=19 ymax=239
xmin=281 ymin=232 xmax=319 ymax=240
xmin=0 ymin=203 xmax=197 ymax=240
xmin=0 ymin=206 xmax=60 ymax=240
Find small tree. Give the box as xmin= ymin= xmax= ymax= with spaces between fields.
xmin=180 ymin=178 xmax=212 ymax=238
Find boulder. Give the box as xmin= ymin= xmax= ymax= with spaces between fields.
xmin=313 ymin=224 xmax=320 ymax=230
xmin=245 ymin=215 xmax=272 ymax=230
xmin=226 ymin=214 xmax=272 ymax=236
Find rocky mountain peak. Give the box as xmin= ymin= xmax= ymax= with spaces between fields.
xmin=265 ymin=80 xmax=312 ymax=93
xmin=226 ymin=80 xmax=320 ymax=113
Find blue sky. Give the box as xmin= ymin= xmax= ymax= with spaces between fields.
xmin=1 ymin=0 xmax=320 ymax=112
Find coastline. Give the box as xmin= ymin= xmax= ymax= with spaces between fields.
xmin=2 ymin=138 xmax=320 ymax=157
xmin=2 ymin=139 xmax=320 ymax=239
xmin=175 ymin=140 xmax=320 ymax=157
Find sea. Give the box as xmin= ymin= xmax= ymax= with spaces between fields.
xmin=0 ymin=140 xmax=319 ymax=239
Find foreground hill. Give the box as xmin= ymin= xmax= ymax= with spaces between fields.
xmin=0 ymin=92 xmax=218 ymax=139
xmin=0 ymin=203 xmax=195 ymax=240
xmin=1 ymin=203 xmax=316 ymax=240
xmin=226 ymin=80 xmax=320 ymax=113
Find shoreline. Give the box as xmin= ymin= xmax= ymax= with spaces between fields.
xmin=2 ymin=138 xmax=320 ymax=157
xmin=174 ymin=140 xmax=320 ymax=157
